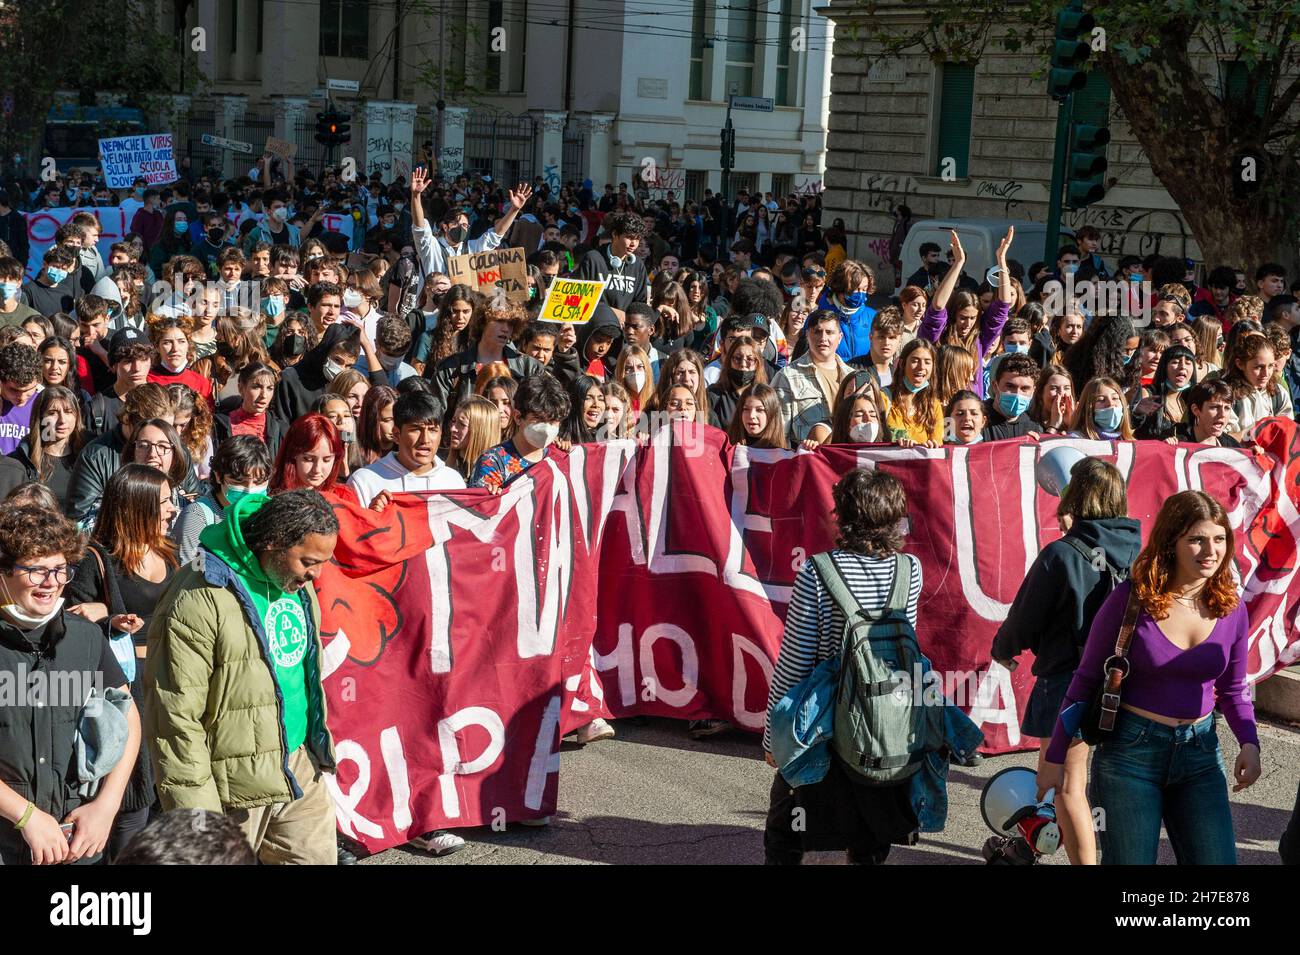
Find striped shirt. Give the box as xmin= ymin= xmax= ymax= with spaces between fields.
xmin=763 ymin=549 xmax=923 ymax=752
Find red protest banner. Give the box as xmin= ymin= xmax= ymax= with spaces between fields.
xmin=318 ymin=421 xmax=1300 ymax=852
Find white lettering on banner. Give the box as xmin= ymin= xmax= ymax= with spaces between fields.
xmin=326 ymin=739 xmax=385 ymax=840
xmin=609 ymin=447 xmax=648 ymax=565
xmin=639 ymin=623 xmax=700 ymax=709
xmin=379 ymin=725 xmax=412 ymax=831
xmin=647 ymin=424 xmax=719 ymax=577
xmin=22 ymin=206 xmax=129 ymax=282
xmin=569 ymin=440 xmax=637 ymax=551
xmin=320 ymin=627 xmax=351 ymax=680
xmin=513 ymin=459 xmax=571 ymax=659
xmin=724 ymin=445 xmax=783 ymax=601
xmin=524 ymin=695 xmax=562 ymax=810
xmin=731 ymin=633 xmax=774 ymax=729
xmin=436 ymin=707 xmax=506 ymax=819
xmin=966 ymin=662 xmax=1019 ymax=747
xmin=595 ymin=623 xmax=638 ymax=706
xmin=949 ymin=445 xmax=1034 ymax=621
xmin=565 ymin=672 xmax=589 ymax=713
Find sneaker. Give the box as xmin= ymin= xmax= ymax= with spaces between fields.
xmin=688 ymin=718 xmax=732 ymax=740
xmin=518 ymin=816 xmax=552 ymax=827
xmin=573 ymin=717 xmax=615 ymax=745
xmin=409 ymin=829 xmax=467 ymax=856
xmin=337 ymin=837 xmax=360 ymax=865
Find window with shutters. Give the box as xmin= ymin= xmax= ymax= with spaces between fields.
xmin=1222 ymin=61 xmax=1269 ymax=118
xmin=933 ymin=63 xmax=975 ymax=178
xmin=689 ymin=0 xmax=706 ymax=101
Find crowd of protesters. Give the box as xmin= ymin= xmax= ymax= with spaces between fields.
xmin=0 ymin=150 xmax=1297 ymax=868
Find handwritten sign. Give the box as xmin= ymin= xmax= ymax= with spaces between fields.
xmin=99 ymin=133 xmax=177 ymax=188
xmin=538 ymin=277 xmax=609 ymax=324
xmin=265 ymin=136 xmax=298 ymax=161
xmin=447 ymin=246 xmax=529 ymax=303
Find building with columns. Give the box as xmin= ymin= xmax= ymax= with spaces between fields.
xmin=151 ymin=0 xmax=832 ymax=199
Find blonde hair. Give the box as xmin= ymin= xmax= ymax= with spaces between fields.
xmin=1070 ymin=376 xmax=1134 ymax=439
xmin=614 ymin=345 xmax=656 ymax=408
xmin=446 ymin=395 xmax=503 ymax=480
xmin=934 ymin=344 xmax=975 ymax=406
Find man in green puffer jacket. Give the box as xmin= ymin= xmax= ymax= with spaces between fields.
xmin=143 ymin=489 xmax=340 ymax=865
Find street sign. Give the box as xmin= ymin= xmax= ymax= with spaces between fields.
xmin=729 ymin=95 xmax=774 ymax=112
xmin=201 ymin=133 xmax=254 ymax=154
xmin=327 ymin=78 xmax=360 ymax=93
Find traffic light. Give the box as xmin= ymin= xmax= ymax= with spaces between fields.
xmin=1066 ymin=122 xmax=1110 ymax=208
xmin=333 ymin=111 xmax=352 ymax=146
xmin=720 ymin=124 xmax=735 ymax=170
xmin=1048 ymin=4 xmax=1094 ymax=99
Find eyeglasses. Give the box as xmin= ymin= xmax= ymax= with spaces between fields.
xmin=10 ymin=563 xmax=75 ymax=586
xmin=135 ymin=441 xmax=173 ymax=456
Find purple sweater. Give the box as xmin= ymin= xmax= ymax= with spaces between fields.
xmin=1045 ymin=581 xmax=1258 ymax=763
xmin=917 ymin=299 xmax=1010 ymax=399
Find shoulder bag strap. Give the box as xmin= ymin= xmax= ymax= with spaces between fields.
xmin=886 ymin=553 xmax=911 ymax=614
xmin=1097 ymin=587 xmax=1142 ymax=732
xmin=809 ymin=552 xmax=864 ymax=620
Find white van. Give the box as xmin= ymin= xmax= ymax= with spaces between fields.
xmin=896 ymin=218 xmax=1073 ymax=289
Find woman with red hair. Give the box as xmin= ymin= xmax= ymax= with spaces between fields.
xmin=268 ymin=413 xmax=358 ymax=505
xmin=1038 ymin=490 xmax=1261 ymax=865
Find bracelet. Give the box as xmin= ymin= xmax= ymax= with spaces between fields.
xmin=12 ymin=801 xmax=34 ymax=831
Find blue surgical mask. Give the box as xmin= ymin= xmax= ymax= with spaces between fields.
xmin=264 ymin=296 xmax=284 ymax=319
xmin=173 ymin=220 xmax=189 ymax=235
xmin=844 ymin=291 xmax=867 ymax=307
xmin=1005 ymin=343 xmax=1029 ymax=355
xmin=45 ymin=266 xmax=68 ymax=284
xmin=1170 ymin=380 xmax=1192 ymax=393
xmin=903 ymin=377 xmax=929 ymax=394
xmin=1093 ymin=405 xmax=1123 ymax=431
xmin=1064 ymin=263 xmax=1079 ymax=274
xmin=1123 ymin=350 xmax=1136 ymax=365
xmin=0 ymin=281 xmax=17 ymax=300
xmin=224 ymin=484 xmax=268 ymax=507
xmin=998 ymin=391 xmax=1031 ymax=418
xmin=1128 ymin=272 xmax=1143 ymax=283
xmin=785 ymin=284 xmax=799 ymax=295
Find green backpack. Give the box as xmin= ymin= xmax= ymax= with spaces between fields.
xmin=811 ymin=551 xmax=937 ymax=785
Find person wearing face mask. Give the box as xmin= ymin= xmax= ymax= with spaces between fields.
xmin=818 ymin=260 xmax=877 ymax=362
xmin=470 ymin=374 xmax=570 ymax=495
xmin=826 ymin=375 xmax=888 ymax=445
xmin=361 ymin=315 xmax=417 ymax=386
xmin=1130 ymin=345 xmax=1197 ymax=440
xmin=242 ymin=190 xmax=300 ymax=252
xmin=706 ymin=335 xmax=766 ymax=429
xmin=982 ymin=353 xmax=1042 ymax=441
xmin=0 ymin=504 xmax=140 ymax=866
xmin=148 ymin=208 xmax=194 ymax=274
xmin=982 ymin=317 xmax=1035 ymax=394
xmin=272 ymin=323 xmax=364 ymax=427
xmin=21 ymin=247 xmax=78 ymax=317
xmin=409 ymin=166 xmax=531 ymax=301
xmin=171 ymin=436 xmax=272 ymax=566
xmin=0 ymin=256 xmax=39 ymax=328
xmin=1068 ymin=377 xmax=1135 ymax=441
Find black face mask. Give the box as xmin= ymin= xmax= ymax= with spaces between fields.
xmin=727 ymin=367 xmax=757 ymax=389
xmin=283 ymin=333 xmax=307 ymax=357
xmin=206 ymin=229 xmax=225 ymax=246
xmin=447 ymin=225 xmax=467 ymax=244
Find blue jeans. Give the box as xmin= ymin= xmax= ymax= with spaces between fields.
xmin=1090 ymin=710 xmax=1236 ymax=865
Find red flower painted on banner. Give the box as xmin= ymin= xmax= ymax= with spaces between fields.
xmin=1245 ymin=419 xmax=1300 ymax=580
xmin=318 ymin=560 xmax=407 ymax=666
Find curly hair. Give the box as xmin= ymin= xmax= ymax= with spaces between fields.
xmin=832 ymin=468 xmax=907 ymax=556
xmin=0 ymin=342 xmax=40 ymax=387
xmin=1131 ymin=490 xmax=1238 ymax=621
xmin=0 ymin=503 xmax=85 ymax=569
xmin=243 ymin=488 xmax=339 ymax=553
xmin=1063 ymin=313 xmax=1136 ymax=394
xmin=165 ymin=383 xmax=213 ymax=461
xmin=604 ymin=211 xmax=647 ymax=240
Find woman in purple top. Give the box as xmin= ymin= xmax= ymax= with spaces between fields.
xmin=1039 ymin=490 xmax=1262 ymax=865
xmin=922 ymin=229 xmax=1013 ymax=399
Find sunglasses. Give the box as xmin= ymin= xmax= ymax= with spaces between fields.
xmin=801 ymin=268 xmax=826 ymax=279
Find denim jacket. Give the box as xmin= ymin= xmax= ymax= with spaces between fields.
xmin=768 ymin=654 xmax=984 ymax=833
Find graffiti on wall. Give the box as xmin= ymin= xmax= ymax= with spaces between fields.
xmin=862 ymin=173 xmax=917 ymax=212
xmin=1062 ymin=207 xmax=1193 ymax=260
xmin=975 ymin=179 xmax=1024 ymax=217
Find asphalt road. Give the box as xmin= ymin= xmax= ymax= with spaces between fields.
xmin=362 ymin=716 xmax=1299 ymax=866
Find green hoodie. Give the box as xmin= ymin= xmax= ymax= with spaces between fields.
xmin=198 ymin=494 xmax=310 ymax=754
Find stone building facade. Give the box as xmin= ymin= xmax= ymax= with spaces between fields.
xmin=818 ymin=0 xmax=1219 ymax=285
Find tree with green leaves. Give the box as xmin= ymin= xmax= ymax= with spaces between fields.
xmin=840 ymin=0 xmax=1300 ymax=274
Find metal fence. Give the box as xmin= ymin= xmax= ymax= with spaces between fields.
xmin=562 ymin=126 xmax=585 ymax=184
xmin=184 ymin=106 xmax=222 ymax=175
xmin=234 ymin=112 xmax=274 ymax=163
xmin=464 ymin=110 xmax=536 ymax=185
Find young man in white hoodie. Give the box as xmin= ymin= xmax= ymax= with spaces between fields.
xmin=348 ymin=391 xmax=465 ymax=508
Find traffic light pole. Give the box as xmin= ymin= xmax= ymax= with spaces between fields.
xmin=1044 ymin=92 xmax=1073 ymax=266
xmin=720 ymin=97 xmax=734 ymax=258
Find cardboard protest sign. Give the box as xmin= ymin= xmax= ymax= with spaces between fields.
xmin=99 ymin=133 xmax=177 ymax=187
xmin=538 ymin=277 xmax=608 ymax=324
xmin=265 ymin=136 xmax=298 ymax=160
xmin=446 ymin=246 xmax=529 ymax=303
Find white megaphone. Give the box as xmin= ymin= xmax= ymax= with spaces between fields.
xmin=979 ymin=766 xmax=1061 ymax=857
xmin=1035 ymin=445 xmax=1088 ymax=497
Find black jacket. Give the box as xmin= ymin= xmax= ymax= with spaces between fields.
xmin=991 ymin=517 xmax=1143 ymax=677
xmin=981 ymin=398 xmax=1041 ymax=441
xmin=575 ymin=247 xmax=648 ymax=313
xmin=429 ymin=343 xmax=545 ymax=421
xmin=271 ymin=324 xmax=366 ymax=426
xmin=573 ymin=302 xmax=624 ymax=380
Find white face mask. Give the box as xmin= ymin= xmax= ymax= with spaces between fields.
xmin=342 ymin=289 xmax=364 ymax=309
xmin=377 ymin=351 xmax=403 ymax=371
xmin=323 ymin=359 xmax=345 ymax=381
xmin=521 ymin=421 xmax=559 ymax=448
xmin=0 ymin=577 xmax=65 ymax=629
xmin=849 ymin=420 xmax=879 ymax=443
xmin=629 ymin=369 xmax=647 ymax=392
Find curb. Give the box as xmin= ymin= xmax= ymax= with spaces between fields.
xmin=1257 ymin=667 xmax=1300 ymax=725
